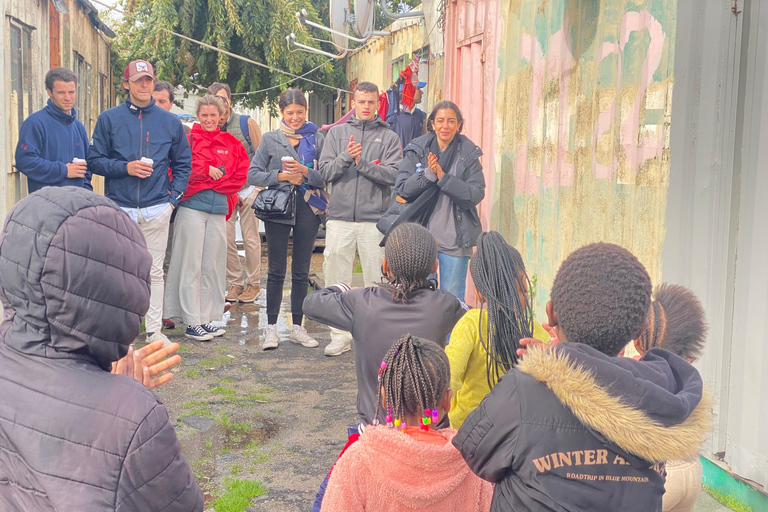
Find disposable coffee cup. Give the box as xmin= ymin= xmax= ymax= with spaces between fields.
xmin=72 ymin=158 xmax=86 ymax=163
xmin=140 ymin=157 xmax=154 ymax=165
xmin=281 ymin=156 xmax=295 ymax=171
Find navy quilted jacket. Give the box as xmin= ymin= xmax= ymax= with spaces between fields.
xmin=0 ymin=187 xmax=203 ymax=511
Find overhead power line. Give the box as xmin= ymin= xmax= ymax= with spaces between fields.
xmin=159 ymin=28 xmax=347 ymax=94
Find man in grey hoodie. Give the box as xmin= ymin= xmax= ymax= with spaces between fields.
xmin=319 ymin=81 xmax=403 ymax=357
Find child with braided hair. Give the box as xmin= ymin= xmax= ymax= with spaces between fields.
xmin=633 ymin=283 xmax=708 ymax=512
xmin=320 ymin=334 xmax=492 ymax=512
xmin=446 ymin=231 xmax=550 ymax=428
xmin=304 ymin=222 xmax=467 ymax=512
xmin=304 ymin=222 xmax=468 ymax=426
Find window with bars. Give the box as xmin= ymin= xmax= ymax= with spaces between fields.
xmin=73 ymin=52 xmax=93 ymax=132
xmin=10 ymin=21 xmax=34 ymax=170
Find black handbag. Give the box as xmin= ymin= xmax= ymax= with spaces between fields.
xmin=252 ymin=186 xmax=296 ymax=221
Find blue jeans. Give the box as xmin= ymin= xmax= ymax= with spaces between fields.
xmin=311 ymin=426 xmax=360 ymax=512
xmin=436 ymin=252 xmax=469 ymax=302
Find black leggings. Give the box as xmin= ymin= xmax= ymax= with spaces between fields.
xmin=264 ymin=197 xmax=320 ymax=325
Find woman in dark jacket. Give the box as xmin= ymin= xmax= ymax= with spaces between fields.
xmin=393 ymin=101 xmax=485 ymax=302
xmin=165 ymin=95 xmax=248 ymax=341
xmin=248 ymin=89 xmax=326 ymax=350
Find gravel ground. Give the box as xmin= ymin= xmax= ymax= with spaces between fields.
xmin=153 ymin=252 xmax=357 ymax=511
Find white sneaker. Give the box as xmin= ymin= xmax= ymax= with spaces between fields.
xmin=324 ymin=337 xmax=352 ymax=356
xmin=261 ymin=325 xmax=280 ymax=350
xmin=201 ymin=323 xmax=226 ymax=337
xmin=147 ymin=331 xmax=172 ymax=348
xmin=290 ymin=325 xmax=319 ymax=348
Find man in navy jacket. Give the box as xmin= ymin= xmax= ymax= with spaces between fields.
xmin=88 ymin=60 xmax=191 ymax=347
xmin=15 ymin=67 xmax=92 ymax=192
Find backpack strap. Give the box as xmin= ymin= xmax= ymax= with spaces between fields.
xmin=240 ymin=114 xmax=254 ymax=154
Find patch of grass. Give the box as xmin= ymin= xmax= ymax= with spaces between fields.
xmin=205 ymin=440 xmax=213 ymax=449
xmin=212 ymin=479 xmax=267 ymax=512
xmin=199 ymin=355 xmax=232 ymax=369
xmin=273 ymin=408 xmax=282 ymax=414
xmin=239 ymin=366 xmax=250 ymax=373
xmin=214 ymin=414 xmax=250 ymax=432
xmin=178 ymin=408 xmax=213 ymax=419
xmin=219 ymin=378 xmax=237 ymax=383
xmin=705 ymin=488 xmax=754 ymax=512
xmin=230 ymin=463 xmax=243 ymax=476
xmin=220 ymin=448 xmax=232 ymax=455
xmin=241 ymin=393 xmax=269 ymax=402
xmin=175 ymin=343 xmax=193 ymax=353
xmin=180 ymin=400 xmax=208 ymax=409
xmin=184 ymin=369 xmax=200 ymax=379
xmin=211 ymin=386 xmax=237 ymax=396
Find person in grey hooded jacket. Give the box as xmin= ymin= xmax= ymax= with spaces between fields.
xmin=0 ymin=187 xmax=203 ymax=512
xmin=318 ymin=81 xmax=403 ymax=357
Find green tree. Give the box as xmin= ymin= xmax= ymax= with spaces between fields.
xmin=112 ymin=0 xmax=347 ymax=108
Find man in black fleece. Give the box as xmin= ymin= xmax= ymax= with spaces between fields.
xmin=454 ymin=242 xmax=709 ymax=512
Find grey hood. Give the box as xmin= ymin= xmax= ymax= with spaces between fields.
xmin=0 ymin=186 xmax=151 ymax=370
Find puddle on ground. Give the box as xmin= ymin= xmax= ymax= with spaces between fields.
xmin=180 ymin=416 xmax=280 ymax=506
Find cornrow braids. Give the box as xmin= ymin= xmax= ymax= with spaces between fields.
xmin=470 ymin=231 xmax=534 ymax=388
xmin=374 ymin=334 xmax=450 ymax=430
xmin=378 ymin=223 xmax=437 ymax=303
xmin=638 ymin=283 xmax=707 ymax=360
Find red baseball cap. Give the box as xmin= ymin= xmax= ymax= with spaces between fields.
xmin=124 ymin=60 xmax=155 ymax=81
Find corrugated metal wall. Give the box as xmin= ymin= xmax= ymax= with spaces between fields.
xmin=491 ymin=0 xmax=677 ymax=315
xmin=664 ymin=0 xmax=768 ymax=493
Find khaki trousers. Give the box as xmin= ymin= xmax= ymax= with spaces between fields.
xmin=323 ymin=220 xmax=384 ymax=343
xmin=226 ymin=189 xmax=262 ymax=287
xmin=137 ymin=205 xmax=173 ymax=334
xmin=164 ymin=207 xmax=227 ymax=326
xmin=663 ymin=458 xmax=703 ymax=512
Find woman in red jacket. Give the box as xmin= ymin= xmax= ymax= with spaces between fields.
xmin=165 ymin=95 xmax=248 ymax=341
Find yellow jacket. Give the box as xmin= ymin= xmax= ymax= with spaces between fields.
xmin=446 ymin=309 xmax=550 ymax=429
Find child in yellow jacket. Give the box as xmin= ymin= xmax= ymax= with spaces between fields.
xmin=446 ymin=231 xmax=550 ymax=429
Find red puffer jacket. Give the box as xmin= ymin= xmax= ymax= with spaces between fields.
xmin=184 ymin=123 xmax=248 ymax=219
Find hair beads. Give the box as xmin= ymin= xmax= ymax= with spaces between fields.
xmin=374 ymin=334 xmax=451 ymax=432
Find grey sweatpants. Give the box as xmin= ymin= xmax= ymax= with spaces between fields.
xmin=164 ymin=206 xmax=227 ymax=326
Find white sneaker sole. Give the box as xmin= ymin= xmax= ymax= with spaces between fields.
xmin=261 ymin=340 xmax=279 ymax=350
xmin=324 ymin=343 xmax=351 ymax=356
xmin=290 ymin=337 xmax=319 ymax=348
xmin=206 ymin=329 xmax=226 ymax=337
xmin=185 ymin=333 xmax=214 ymax=341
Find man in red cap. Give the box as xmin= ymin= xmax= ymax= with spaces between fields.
xmin=88 ymin=60 xmax=192 ymax=347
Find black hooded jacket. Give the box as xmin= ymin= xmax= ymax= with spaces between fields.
xmin=454 ymin=343 xmax=710 ymax=512
xmin=0 ymin=187 xmax=203 ymax=511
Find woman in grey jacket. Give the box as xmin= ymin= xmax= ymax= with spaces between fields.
xmin=248 ymin=89 xmax=326 ymax=350
xmin=393 ymin=101 xmax=485 ymax=302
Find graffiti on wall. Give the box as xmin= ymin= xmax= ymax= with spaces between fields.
xmin=493 ymin=0 xmax=676 ymax=315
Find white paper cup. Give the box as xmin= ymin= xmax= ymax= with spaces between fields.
xmin=72 ymin=158 xmax=86 ymax=163
xmin=281 ymin=156 xmax=295 ymax=171
xmin=140 ymin=157 xmax=154 ymax=165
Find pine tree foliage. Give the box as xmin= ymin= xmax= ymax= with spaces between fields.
xmin=112 ymin=0 xmax=348 ymax=107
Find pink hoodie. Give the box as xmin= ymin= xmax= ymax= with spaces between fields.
xmin=321 ymin=426 xmax=493 ymax=512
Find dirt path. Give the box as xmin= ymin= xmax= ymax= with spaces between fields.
xmin=155 ymin=292 xmax=357 ymax=511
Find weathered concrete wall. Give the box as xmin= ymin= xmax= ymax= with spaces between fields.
xmin=492 ymin=0 xmax=676 ymax=314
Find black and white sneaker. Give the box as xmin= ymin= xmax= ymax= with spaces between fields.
xmin=201 ymin=323 xmax=226 ymax=337
xmin=185 ymin=325 xmax=214 ymax=341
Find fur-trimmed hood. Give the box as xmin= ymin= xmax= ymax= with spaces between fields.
xmin=517 ymin=343 xmax=710 ymax=463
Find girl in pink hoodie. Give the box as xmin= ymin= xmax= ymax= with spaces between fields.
xmin=321 ymin=334 xmax=492 ymax=512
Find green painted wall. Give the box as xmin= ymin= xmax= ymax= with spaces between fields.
xmin=492 ymin=0 xmax=677 ymax=319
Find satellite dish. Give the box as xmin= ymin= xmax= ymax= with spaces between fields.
xmin=329 ymin=0 xmax=350 ymax=50
xmin=353 ymin=0 xmax=375 ymax=38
